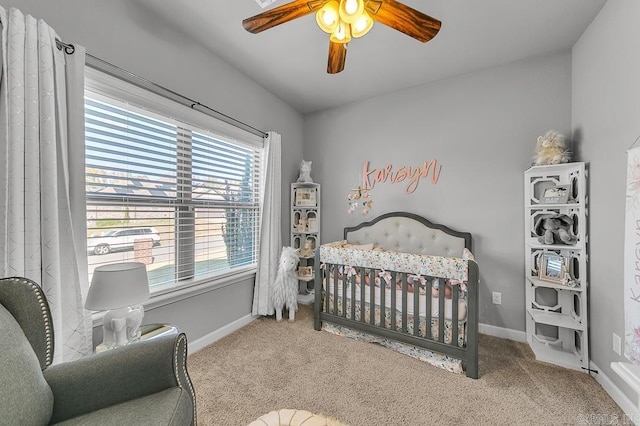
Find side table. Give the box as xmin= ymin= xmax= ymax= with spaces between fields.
xmin=95 ymin=323 xmax=178 ymax=353
xmin=139 ymin=323 xmax=179 ymax=341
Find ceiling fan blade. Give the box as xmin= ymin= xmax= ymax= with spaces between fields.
xmin=366 ymin=0 xmax=441 ymax=43
xmin=327 ymin=41 xmax=347 ymax=74
xmin=243 ymin=0 xmax=329 ymax=34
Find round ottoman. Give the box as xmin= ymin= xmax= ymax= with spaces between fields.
xmin=248 ymin=409 xmax=346 ymax=426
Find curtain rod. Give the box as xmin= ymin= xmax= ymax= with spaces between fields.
xmin=55 ymin=39 xmax=267 ymax=139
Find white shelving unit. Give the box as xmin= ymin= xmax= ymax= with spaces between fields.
xmin=524 ymin=162 xmax=589 ymax=372
xmin=291 ymin=182 xmax=320 ymax=304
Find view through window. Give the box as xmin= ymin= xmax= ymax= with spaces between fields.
xmin=85 ymin=90 xmax=263 ymax=293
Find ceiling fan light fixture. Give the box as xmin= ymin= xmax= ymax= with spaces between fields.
xmin=351 ymin=11 xmax=373 ymax=38
xmin=338 ymin=0 xmax=364 ymax=24
xmin=330 ymin=20 xmax=352 ymax=44
xmin=316 ymin=1 xmax=340 ymax=34
xmin=242 ymin=0 xmax=442 ymax=74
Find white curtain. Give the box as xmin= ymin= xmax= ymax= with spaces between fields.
xmin=252 ymin=131 xmax=282 ymax=315
xmin=0 ymin=7 xmax=91 ymax=362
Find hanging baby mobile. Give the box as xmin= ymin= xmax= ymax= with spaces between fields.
xmin=347 ymin=185 xmax=373 ymax=215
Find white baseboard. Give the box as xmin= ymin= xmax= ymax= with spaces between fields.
xmin=479 ymin=322 xmax=527 ymax=342
xmin=188 ymin=314 xmax=256 ymax=355
xmin=591 ymin=361 xmax=639 ymax=422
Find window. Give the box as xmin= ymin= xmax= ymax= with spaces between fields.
xmin=85 ymin=71 xmax=264 ymax=294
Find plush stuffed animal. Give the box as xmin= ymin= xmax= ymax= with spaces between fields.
xmin=299 ymin=239 xmax=314 ymax=258
xmin=296 ymin=160 xmax=313 ymax=183
xmin=271 ymin=246 xmax=300 ymax=322
xmin=297 ymin=217 xmax=308 ymax=232
xmin=533 ymin=130 xmax=571 ymax=166
xmin=534 ymin=213 xmax=576 ymax=245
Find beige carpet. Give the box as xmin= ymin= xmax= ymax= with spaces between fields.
xmin=188 ymin=305 xmax=624 ymax=426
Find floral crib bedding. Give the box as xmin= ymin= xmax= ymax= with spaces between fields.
xmin=319 ymin=241 xmax=473 ymax=347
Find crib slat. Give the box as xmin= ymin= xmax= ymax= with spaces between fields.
xmin=452 ymin=284 xmax=459 ymax=346
xmin=425 ymin=278 xmax=432 ymax=340
xmin=380 ymin=271 xmax=386 ymax=329
xmin=413 ymin=276 xmax=420 ymax=337
xmin=391 ymin=271 xmax=397 ymax=331
xmin=438 ymin=279 xmax=446 ymax=343
xmin=351 ymin=268 xmax=356 ymax=320
xmin=325 ymin=264 xmax=331 ymax=314
xmin=333 ymin=265 xmax=339 ymax=315
xmin=342 ymin=265 xmax=347 ymax=318
xmin=360 ymin=268 xmax=366 ymax=323
xmin=401 ymin=273 xmax=408 ymax=333
xmin=370 ymin=268 xmax=376 ymax=326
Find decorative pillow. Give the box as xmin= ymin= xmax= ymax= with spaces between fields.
xmin=344 ymin=243 xmax=375 ymax=251
xmin=325 ymin=240 xmax=348 ymax=248
xmin=0 ymin=305 xmax=53 ymax=425
xmin=462 ymin=248 xmax=475 ymax=261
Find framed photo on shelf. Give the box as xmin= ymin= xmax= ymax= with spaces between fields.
xmin=541 ymin=185 xmax=570 ymax=204
xmin=307 ymin=218 xmax=318 ymax=233
xmin=295 ymin=188 xmax=316 ymax=207
xmin=538 ymin=253 xmax=573 ymax=286
xmin=298 ymin=266 xmax=313 ymax=278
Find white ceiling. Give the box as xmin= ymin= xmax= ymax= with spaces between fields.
xmin=135 ymin=0 xmax=607 ymax=114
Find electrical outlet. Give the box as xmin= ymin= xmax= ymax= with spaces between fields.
xmin=492 ymin=292 xmax=502 ymax=305
xmin=613 ymin=333 xmax=622 ymax=356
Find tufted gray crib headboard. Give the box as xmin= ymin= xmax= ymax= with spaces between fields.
xmin=344 ymin=212 xmax=472 ymax=258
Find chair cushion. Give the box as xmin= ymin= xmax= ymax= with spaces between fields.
xmin=0 ymin=304 xmax=53 ymax=424
xmin=51 ymin=387 xmax=193 ymax=426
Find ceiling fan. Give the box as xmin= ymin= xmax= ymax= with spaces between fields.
xmin=242 ymin=0 xmax=441 ymax=74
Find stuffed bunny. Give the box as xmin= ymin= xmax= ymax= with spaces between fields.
xmin=533 ymin=131 xmax=571 ymax=166
xmin=296 ymin=160 xmax=313 ymax=183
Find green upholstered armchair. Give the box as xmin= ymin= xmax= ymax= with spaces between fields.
xmin=0 ymin=277 xmax=196 ymax=425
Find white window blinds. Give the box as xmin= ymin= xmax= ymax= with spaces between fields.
xmin=85 ymin=92 xmax=263 ymax=292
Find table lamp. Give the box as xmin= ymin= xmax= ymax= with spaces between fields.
xmin=85 ymin=262 xmax=150 ymax=351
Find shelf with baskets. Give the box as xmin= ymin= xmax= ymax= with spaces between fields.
xmin=291 ymin=183 xmax=320 ymax=301
xmin=524 ymin=162 xmax=589 ymax=372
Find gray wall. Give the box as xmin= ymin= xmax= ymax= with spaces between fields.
xmin=304 ymin=52 xmax=573 ymax=330
xmin=4 ymin=0 xmax=304 ymax=340
xmin=572 ymin=0 xmax=640 ymax=401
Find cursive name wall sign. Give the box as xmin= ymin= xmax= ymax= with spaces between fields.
xmin=361 ymin=160 xmax=442 ymax=194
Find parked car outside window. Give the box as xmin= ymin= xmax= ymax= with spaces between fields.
xmin=87 ymin=227 xmax=161 ymax=255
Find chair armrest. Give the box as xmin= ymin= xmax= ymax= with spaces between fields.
xmin=44 ymin=332 xmax=195 ymax=424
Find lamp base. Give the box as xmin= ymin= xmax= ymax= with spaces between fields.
xmin=96 ymin=305 xmax=145 ymax=351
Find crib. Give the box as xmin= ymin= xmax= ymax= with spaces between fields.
xmin=313 ymin=212 xmax=479 ymax=378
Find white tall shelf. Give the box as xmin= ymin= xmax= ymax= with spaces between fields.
xmin=291 ymin=183 xmax=320 ymax=299
xmin=524 ymin=162 xmax=589 ymax=372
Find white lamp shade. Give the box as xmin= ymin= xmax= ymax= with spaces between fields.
xmin=338 ymin=0 xmax=364 ymax=24
xmin=330 ymin=20 xmax=352 ymax=44
xmin=351 ymin=11 xmax=373 ymax=38
xmin=85 ymin=262 xmax=150 ymax=310
xmin=316 ymin=1 xmax=340 ymax=34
